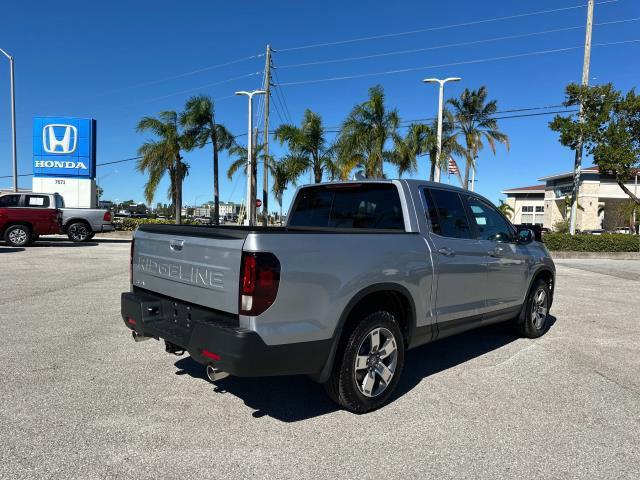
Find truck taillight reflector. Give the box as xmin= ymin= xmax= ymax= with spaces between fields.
xmin=239 ymin=252 xmax=280 ymax=316
xmin=103 ymin=211 xmax=112 ymax=222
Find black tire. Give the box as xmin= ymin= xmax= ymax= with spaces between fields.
xmin=324 ymin=310 xmax=405 ymax=413
xmin=517 ymin=278 xmax=552 ymax=338
xmin=86 ymin=232 xmax=95 ymax=240
xmin=4 ymin=224 xmax=32 ymax=247
xmin=67 ymin=222 xmax=92 ymax=242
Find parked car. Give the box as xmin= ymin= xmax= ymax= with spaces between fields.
xmin=0 ymin=192 xmax=113 ymax=243
xmin=0 ymin=192 xmax=62 ymax=246
xmin=121 ymin=180 xmax=555 ymax=412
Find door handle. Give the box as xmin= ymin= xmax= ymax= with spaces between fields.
xmin=438 ymin=247 xmax=455 ymax=256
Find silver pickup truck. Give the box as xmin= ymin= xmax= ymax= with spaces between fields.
xmin=121 ymin=180 xmax=555 ymax=412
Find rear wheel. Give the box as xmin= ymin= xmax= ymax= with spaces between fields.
xmin=67 ymin=222 xmax=92 ymax=242
xmin=324 ymin=310 xmax=405 ymax=413
xmin=4 ymin=224 xmax=32 ymax=247
xmin=517 ymin=279 xmax=551 ymax=338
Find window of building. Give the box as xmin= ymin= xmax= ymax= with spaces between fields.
xmin=423 ymin=188 xmax=472 ymax=239
xmin=521 ymin=214 xmax=534 ymax=225
xmin=522 ymin=206 xmax=534 ymax=213
xmin=535 ymin=206 xmax=544 ymax=213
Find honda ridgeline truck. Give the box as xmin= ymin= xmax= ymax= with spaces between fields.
xmin=122 ymin=180 xmax=555 ymax=412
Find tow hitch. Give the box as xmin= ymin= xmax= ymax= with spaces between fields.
xmin=165 ymin=341 xmax=185 ymax=356
xmin=131 ymin=331 xmax=153 ymax=342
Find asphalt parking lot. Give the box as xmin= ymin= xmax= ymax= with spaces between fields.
xmin=1 ymin=238 xmax=639 ymax=479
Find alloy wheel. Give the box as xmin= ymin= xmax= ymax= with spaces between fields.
xmin=531 ymin=288 xmax=548 ymax=330
xmin=69 ymin=224 xmax=89 ymax=241
xmin=8 ymin=228 xmax=28 ymax=246
xmin=354 ymin=327 xmax=398 ymax=398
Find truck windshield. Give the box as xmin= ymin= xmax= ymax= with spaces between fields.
xmin=288 ymin=183 xmax=404 ymax=230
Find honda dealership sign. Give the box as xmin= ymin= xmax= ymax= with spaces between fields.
xmin=33 ymin=117 xmax=96 ymax=178
xmin=32 ymin=117 xmax=98 ymax=208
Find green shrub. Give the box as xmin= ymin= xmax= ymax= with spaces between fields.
xmin=543 ymin=233 xmax=640 ymax=252
xmin=114 ymin=218 xmax=197 ymax=231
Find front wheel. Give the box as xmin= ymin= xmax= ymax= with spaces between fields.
xmin=517 ymin=279 xmax=551 ymax=338
xmin=324 ymin=311 xmax=405 ymax=413
xmin=67 ymin=222 xmax=92 ymax=242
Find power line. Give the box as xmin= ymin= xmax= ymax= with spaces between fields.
xmin=0 ymin=105 xmax=580 ymax=179
xmin=276 ymin=39 xmax=640 ymax=87
xmin=66 ymin=53 xmax=265 ymax=103
xmin=271 ymin=67 xmax=294 ymax=123
xmin=278 ymin=18 xmax=640 ymax=69
xmin=276 ymin=0 xmax=620 ymax=52
xmin=130 ymin=72 xmax=262 ymax=105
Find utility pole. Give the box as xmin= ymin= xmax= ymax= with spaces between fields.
xmin=252 ymin=127 xmax=258 ymax=226
xmin=569 ymin=0 xmax=594 ymax=235
xmin=262 ymin=45 xmax=271 ymax=226
xmin=0 ymin=48 xmax=18 ymax=192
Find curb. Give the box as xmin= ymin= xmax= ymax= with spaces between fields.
xmin=550 ymin=251 xmax=640 ymax=260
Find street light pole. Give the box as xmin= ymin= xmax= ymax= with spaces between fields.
xmin=0 ymin=48 xmax=18 ymax=192
xmin=423 ymin=77 xmax=461 ymax=182
xmin=235 ymin=89 xmax=265 ymax=226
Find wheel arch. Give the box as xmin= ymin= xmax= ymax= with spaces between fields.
xmin=64 ymin=218 xmax=92 ymax=232
xmin=517 ymin=266 xmax=555 ymax=323
xmin=311 ymin=283 xmax=416 ymax=383
xmin=2 ymin=221 xmax=33 ymax=235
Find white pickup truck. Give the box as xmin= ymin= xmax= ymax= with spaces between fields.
xmin=122 ymin=180 xmax=555 ymax=412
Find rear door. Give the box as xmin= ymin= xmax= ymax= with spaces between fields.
xmin=24 ymin=194 xmax=58 ymax=233
xmin=464 ymin=195 xmax=530 ymax=312
xmin=132 ymin=228 xmax=247 ymax=314
xmin=422 ymin=188 xmax=488 ymax=334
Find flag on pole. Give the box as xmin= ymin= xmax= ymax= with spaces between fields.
xmin=448 ymin=158 xmax=459 ymax=175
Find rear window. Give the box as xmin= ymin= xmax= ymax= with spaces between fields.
xmin=26 ymin=195 xmax=50 ymax=208
xmin=55 ymin=195 xmax=65 ymax=209
xmin=289 ymin=184 xmax=404 ymax=230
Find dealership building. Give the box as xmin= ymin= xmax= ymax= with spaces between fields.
xmin=502 ymin=166 xmax=639 ymax=231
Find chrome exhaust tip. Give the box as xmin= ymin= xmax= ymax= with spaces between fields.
xmin=206 ymin=364 xmax=229 ymax=382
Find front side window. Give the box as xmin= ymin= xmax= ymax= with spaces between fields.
xmin=0 ymin=195 xmax=20 ymax=207
xmin=26 ymin=195 xmax=50 ymax=208
xmin=424 ymin=188 xmax=472 ymax=239
xmin=288 ymin=184 xmax=404 ymax=230
xmin=466 ymin=197 xmax=514 ymax=242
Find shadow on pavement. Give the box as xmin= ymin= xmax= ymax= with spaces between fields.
xmin=0 ymin=247 xmax=25 ymax=253
xmin=174 ymin=317 xmax=556 ymax=422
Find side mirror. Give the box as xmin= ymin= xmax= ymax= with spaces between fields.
xmin=517 ymin=228 xmax=534 ymax=244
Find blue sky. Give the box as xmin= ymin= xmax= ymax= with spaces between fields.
xmin=0 ymin=0 xmax=639 ymax=209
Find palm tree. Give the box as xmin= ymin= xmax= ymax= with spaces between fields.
xmin=447 ymin=86 xmax=509 ymax=190
xmin=271 ymin=158 xmax=292 ymax=223
xmin=498 ymin=200 xmax=514 ymax=220
xmin=136 ymin=111 xmax=189 ymax=224
xmin=180 ymin=95 xmax=234 ymax=225
xmin=274 ymin=109 xmax=336 ymax=184
xmin=337 ymin=85 xmax=400 ymax=179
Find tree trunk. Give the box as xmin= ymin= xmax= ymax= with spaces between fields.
xmin=174 ymin=162 xmax=183 ymax=225
xmin=462 ymin=155 xmax=471 ymax=190
xmin=314 ymin=154 xmax=322 ymax=183
xmin=617 ymin=177 xmax=640 ymax=205
xmin=429 ymin=154 xmax=436 ymax=182
xmin=213 ymin=135 xmax=220 ymax=226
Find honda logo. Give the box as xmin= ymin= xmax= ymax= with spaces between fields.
xmin=42 ymin=124 xmax=78 ymax=154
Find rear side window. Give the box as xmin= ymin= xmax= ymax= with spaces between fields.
xmin=289 ymin=184 xmax=404 ymax=230
xmin=26 ymin=195 xmax=50 ymax=208
xmin=0 ymin=195 xmax=20 ymax=207
xmin=424 ymin=188 xmax=472 ymax=239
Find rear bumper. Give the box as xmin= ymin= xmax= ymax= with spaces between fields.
xmin=121 ymin=289 xmax=331 ymax=377
xmin=100 ymin=224 xmax=115 ymax=233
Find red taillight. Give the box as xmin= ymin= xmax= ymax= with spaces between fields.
xmin=239 ymin=252 xmax=280 ymax=316
xmin=103 ymin=211 xmax=112 ymax=222
xmin=130 ymin=238 xmax=135 ymax=283
xmin=126 ymin=317 xmax=136 ymax=326
xmin=202 ymin=349 xmax=221 ymax=361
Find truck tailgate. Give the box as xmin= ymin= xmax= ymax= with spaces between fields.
xmin=132 ymin=227 xmax=247 ymax=314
